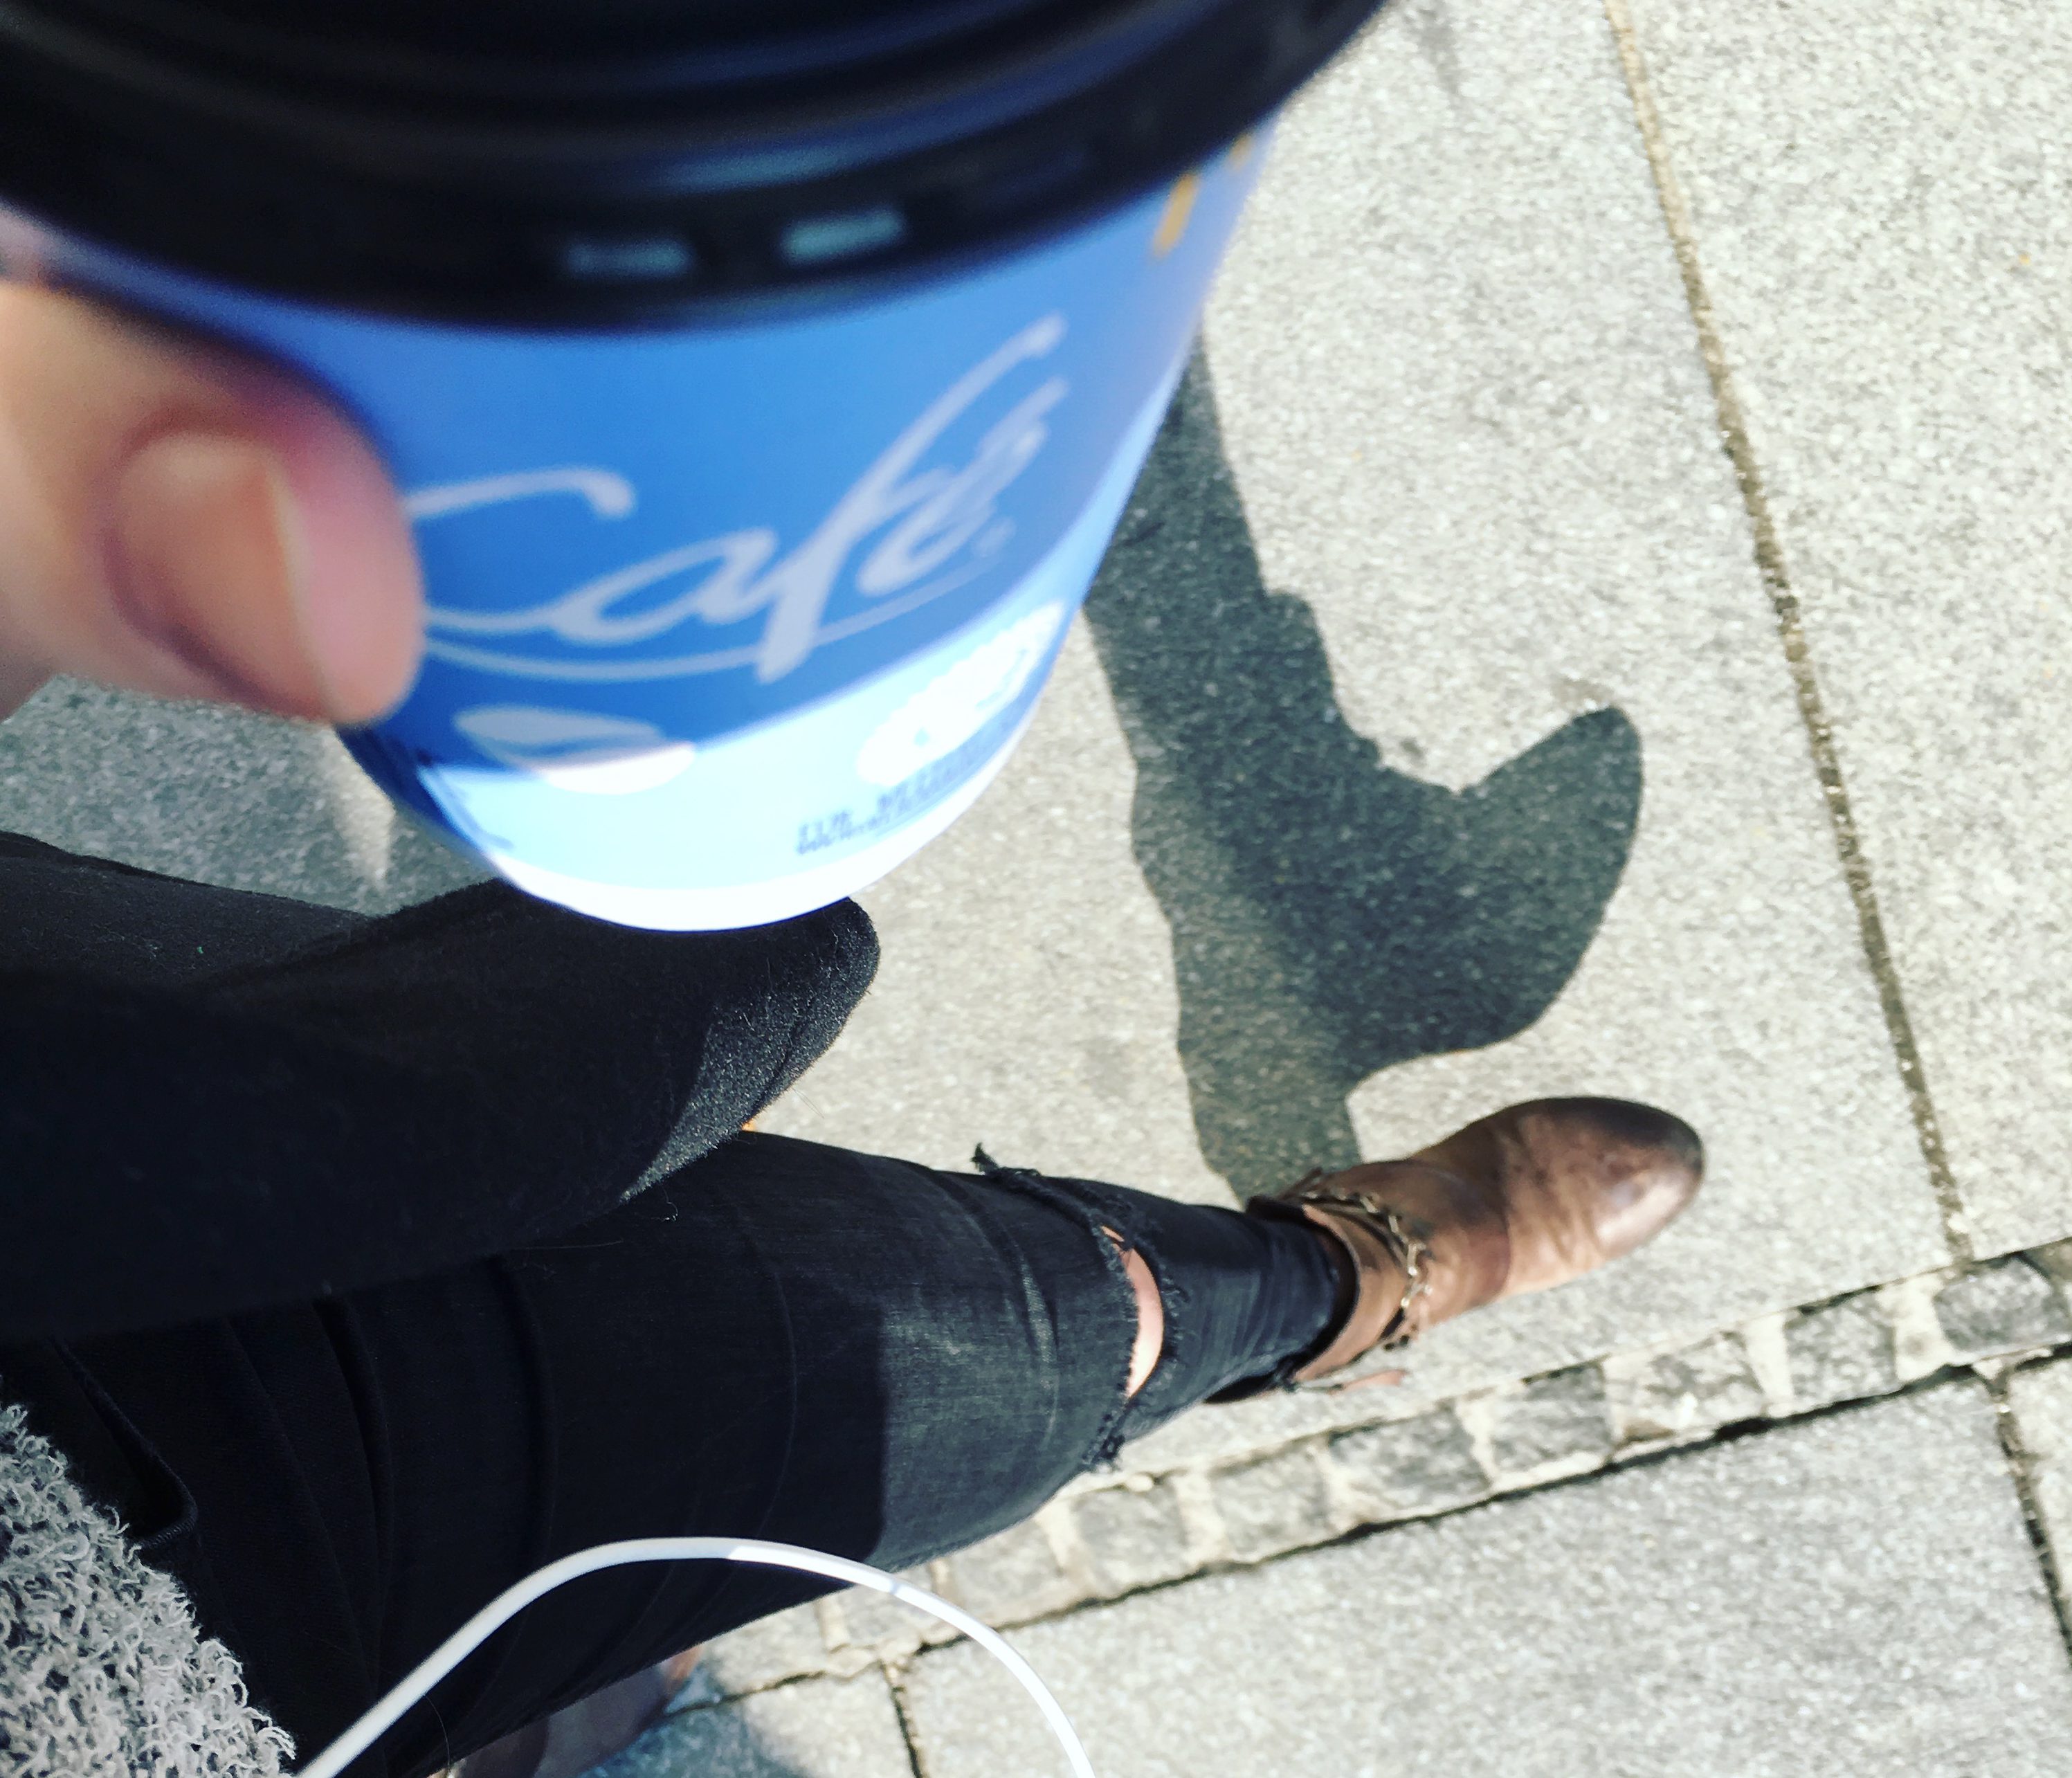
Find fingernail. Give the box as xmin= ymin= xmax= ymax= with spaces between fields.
xmin=111 ymin=429 xmax=341 ymax=718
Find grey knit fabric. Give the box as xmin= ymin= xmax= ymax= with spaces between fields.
xmin=0 ymin=1399 xmax=292 ymax=1777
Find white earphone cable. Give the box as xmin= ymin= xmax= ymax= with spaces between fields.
xmin=293 ymin=1536 xmax=1094 ymax=1778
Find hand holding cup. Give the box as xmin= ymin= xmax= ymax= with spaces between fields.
xmin=0 ymin=284 xmax=421 ymax=725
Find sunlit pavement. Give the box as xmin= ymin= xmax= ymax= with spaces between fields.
xmin=6 ymin=3 xmax=2069 ymax=1772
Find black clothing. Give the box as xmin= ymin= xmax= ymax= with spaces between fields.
xmin=0 ymin=834 xmax=1337 ymax=1776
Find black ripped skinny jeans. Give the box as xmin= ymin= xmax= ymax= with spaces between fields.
xmin=0 ymin=833 xmax=1338 ymax=1777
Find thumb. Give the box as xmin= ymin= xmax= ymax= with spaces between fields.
xmin=0 ymin=282 xmax=423 ymax=724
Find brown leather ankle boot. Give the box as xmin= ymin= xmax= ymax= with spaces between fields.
xmin=1241 ymin=1098 xmax=1702 ymax=1388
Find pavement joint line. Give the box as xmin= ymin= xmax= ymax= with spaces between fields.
xmin=869 ymin=1367 xmax=2044 ymax=1665
xmin=938 ymin=1360 xmax=2072 ymax=1650
xmin=1102 ymin=1254 xmax=2038 ymax=1489
xmin=679 ymin=1341 xmax=2068 ymax=1709
xmin=880 ymin=1660 xmax=934 ymax=1778
xmin=1982 ymin=1370 xmax=2072 ymax=1665
xmin=679 ymin=1249 xmax=2072 ymax=1701
xmin=1598 ymin=0 xmax=1972 ymax=1267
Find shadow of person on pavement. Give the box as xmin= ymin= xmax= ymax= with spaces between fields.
xmin=1082 ymin=352 xmax=1644 ymax=1197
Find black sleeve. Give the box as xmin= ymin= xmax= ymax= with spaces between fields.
xmin=0 ymin=873 xmax=876 ymax=1341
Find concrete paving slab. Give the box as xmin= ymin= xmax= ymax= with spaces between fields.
xmin=1621 ymin=0 xmax=2072 ymax=1255
xmin=907 ymin=1384 xmax=2072 ymax=1777
xmin=761 ymin=619 xmax=1236 ymax=1207
xmin=0 ymin=678 xmax=484 ymax=911
xmin=599 ymin=1671 xmax=910 ymax=1778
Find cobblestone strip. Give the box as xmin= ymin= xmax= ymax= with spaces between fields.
xmin=681 ymin=1244 xmax=2072 ymax=1695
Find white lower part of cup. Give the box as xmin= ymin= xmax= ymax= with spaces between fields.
xmin=482 ymin=705 xmax=1035 ymax=929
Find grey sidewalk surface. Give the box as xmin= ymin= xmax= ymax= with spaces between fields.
xmin=906 ymin=1387 xmax=2072 ymax=1778
xmin=4 ymin=0 xmax=2067 ymax=1772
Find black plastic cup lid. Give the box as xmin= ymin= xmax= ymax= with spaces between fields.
xmin=0 ymin=0 xmax=1384 ymax=324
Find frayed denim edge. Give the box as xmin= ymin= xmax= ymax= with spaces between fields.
xmin=971 ymin=1146 xmax=1147 ymax=1471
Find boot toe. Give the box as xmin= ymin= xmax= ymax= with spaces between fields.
xmin=1531 ymin=1097 xmax=1703 ymax=1259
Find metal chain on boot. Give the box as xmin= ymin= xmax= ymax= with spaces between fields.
xmin=1282 ymin=1170 xmax=1434 ymax=1352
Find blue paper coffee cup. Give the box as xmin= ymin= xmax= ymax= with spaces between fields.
xmin=0 ymin=1 xmax=1380 ymax=927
